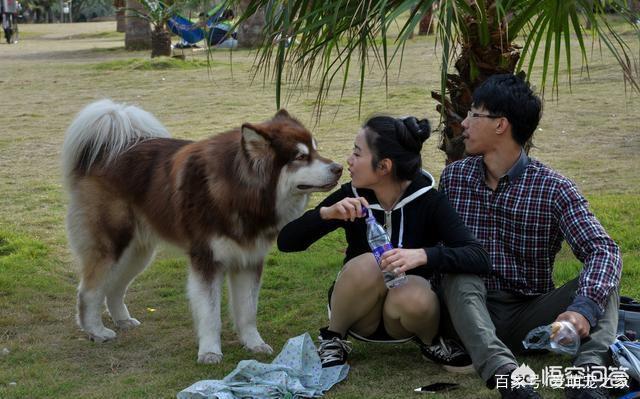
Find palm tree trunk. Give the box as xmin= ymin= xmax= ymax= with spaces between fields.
xmin=124 ymin=0 xmax=151 ymax=50
xmin=151 ymin=28 xmax=172 ymax=57
xmin=237 ymin=0 xmax=266 ymax=48
xmin=418 ymin=7 xmax=433 ymax=35
xmin=631 ymin=0 xmax=640 ymax=20
xmin=114 ymin=0 xmax=126 ymax=33
xmin=432 ymin=0 xmax=524 ymax=163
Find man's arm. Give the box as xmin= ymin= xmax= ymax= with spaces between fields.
xmin=553 ymin=180 xmax=622 ymax=335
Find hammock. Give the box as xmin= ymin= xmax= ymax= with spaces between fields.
xmin=167 ymin=7 xmax=225 ymax=44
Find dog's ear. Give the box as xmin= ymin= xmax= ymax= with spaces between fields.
xmin=241 ymin=123 xmax=271 ymax=157
xmin=273 ymin=109 xmax=291 ymax=120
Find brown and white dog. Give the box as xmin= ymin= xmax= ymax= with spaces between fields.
xmin=61 ymin=100 xmax=342 ymax=364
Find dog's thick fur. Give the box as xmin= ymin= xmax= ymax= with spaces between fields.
xmin=62 ymin=100 xmax=342 ymax=363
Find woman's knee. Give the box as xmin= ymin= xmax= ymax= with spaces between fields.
xmin=385 ymin=278 xmax=439 ymax=318
xmin=337 ymin=253 xmax=383 ymax=290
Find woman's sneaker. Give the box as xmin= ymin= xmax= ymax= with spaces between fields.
xmin=416 ymin=336 xmax=474 ymax=373
xmin=317 ymin=327 xmax=352 ymax=368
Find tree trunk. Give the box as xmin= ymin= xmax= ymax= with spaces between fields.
xmin=114 ymin=0 xmax=126 ymax=33
xmin=237 ymin=0 xmax=266 ymax=48
xmin=151 ymin=29 xmax=172 ymax=57
xmin=631 ymin=0 xmax=640 ymax=19
xmin=124 ymin=0 xmax=151 ymax=51
xmin=418 ymin=7 xmax=433 ymax=35
xmin=431 ymin=0 xmax=525 ymax=163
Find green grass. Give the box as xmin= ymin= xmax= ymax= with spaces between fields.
xmin=90 ymin=46 xmax=131 ymax=53
xmin=66 ymin=31 xmax=125 ymax=40
xmin=0 ymin=19 xmax=638 ymax=399
xmin=94 ymin=57 xmax=219 ymax=71
xmin=0 ymin=195 xmax=638 ymax=399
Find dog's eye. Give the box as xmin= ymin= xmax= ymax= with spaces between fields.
xmin=295 ymin=154 xmax=309 ymax=162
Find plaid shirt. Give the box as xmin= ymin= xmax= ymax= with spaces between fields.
xmin=439 ymin=153 xmax=621 ymax=321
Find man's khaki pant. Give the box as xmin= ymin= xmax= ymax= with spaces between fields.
xmin=440 ymin=275 xmax=619 ymax=383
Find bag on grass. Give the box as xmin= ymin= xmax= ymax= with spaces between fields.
xmin=610 ymin=338 xmax=640 ymax=386
xmin=618 ymin=296 xmax=640 ymax=338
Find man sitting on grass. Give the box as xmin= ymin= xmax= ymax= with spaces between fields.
xmin=438 ymin=74 xmax=622 ymax=399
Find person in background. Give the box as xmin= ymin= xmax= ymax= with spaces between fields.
xmin=2 ymin=0 xmax=18 ymax=44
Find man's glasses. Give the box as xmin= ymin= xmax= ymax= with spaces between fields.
xmin=467 ymin=110 xmax=502 ymax=119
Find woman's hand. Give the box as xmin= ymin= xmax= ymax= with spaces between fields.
xmin=380 ymin=248 xmax=427 ymax=274
xmin=319 ymin=197 xmax=369 ymax=222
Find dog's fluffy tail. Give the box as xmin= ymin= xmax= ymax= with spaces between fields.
xmin=61 ymin=99 xmax=170 ymax=186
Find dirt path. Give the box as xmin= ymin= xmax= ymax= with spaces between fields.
xmin=0 ymin=22 xmax=136 ymax=61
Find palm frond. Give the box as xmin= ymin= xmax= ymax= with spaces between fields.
xmin=231 ymin=0 xmax=639 ymax=118
xmin=510 ymin=0 xmax=640 ymax=95
xmin=121 ymin=0 xmax=180 ymax=29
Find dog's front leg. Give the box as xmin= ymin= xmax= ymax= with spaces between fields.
xmin=188 ymin=251 xmax=224 ymax=364
xmin=228 ymin=264 xmax=273 ymax=355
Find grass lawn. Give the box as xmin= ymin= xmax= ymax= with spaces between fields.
xmin=0 ymin=21 xmax=639 ymax=399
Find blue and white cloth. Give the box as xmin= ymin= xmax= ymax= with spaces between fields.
xmin=611 ymin=339 xmax=640 ymax=383
xmin=177 ymin=333 xmax=349 ymax=399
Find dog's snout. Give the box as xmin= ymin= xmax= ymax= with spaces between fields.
xmin=330 ymin=163 xmax=343 ymax=176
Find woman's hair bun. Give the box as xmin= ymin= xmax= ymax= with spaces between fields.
xmin=401 ymin=116 xmax=431 ymax=143
xmin=388 ymin=116 xmax=431 ymax=154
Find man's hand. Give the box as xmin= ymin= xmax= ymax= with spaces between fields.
xmin=379 ymin=248 xmax=427 ymax=274
xmin=555 ymin=311 xmax=590 ymax=338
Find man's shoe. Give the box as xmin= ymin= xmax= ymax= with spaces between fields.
xmin=498 ymin=385 xmax=542 ymax=399
xmin=317 ymin=327 xmax=352 ymax=368
xmin=564 ymin=387 xmax=610 ymax=399
xmin=490 ymin=363 xmax=542 ymax=398
xmin=416 ymin=336 xmax=474 ymax=373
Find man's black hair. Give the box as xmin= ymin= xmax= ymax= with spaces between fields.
xmin=472 ymin=74 xmax=542 ymax=146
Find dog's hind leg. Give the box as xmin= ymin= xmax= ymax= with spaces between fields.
xmin=76 ymin=256 xmax=118 ymax=343
xmin=228 ymin=264 xmax=273 ymax=355
xmin=68 ymin=184 xmax=135 ymax=342
xmin=105 ymin=230 xmax=156 ymax=331
xmin=188 ymin=250 xmax=224 ymax=364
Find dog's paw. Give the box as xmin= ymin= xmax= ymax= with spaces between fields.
xmin=88 ymin=328 xmax=117 ymax=343
xmin=115 ymin=318 xmax=141 ymax=330
xmin=198 ymin=352 xmax=223 ymax=364
xmin=245 ymin=342 xmax=273 ymax=355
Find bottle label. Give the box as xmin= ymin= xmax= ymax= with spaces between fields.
xmin=371 ymin=243 xmax=392 ymax=264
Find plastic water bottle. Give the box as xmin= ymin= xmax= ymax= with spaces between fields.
xmin=365 ymin=208 xmax=407 ymax=288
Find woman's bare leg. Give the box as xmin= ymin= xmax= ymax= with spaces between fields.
xmin=328 ymin=253 xmax=387 ymax=337
xmin=383 ymin=275 xmax=439 ymax=344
